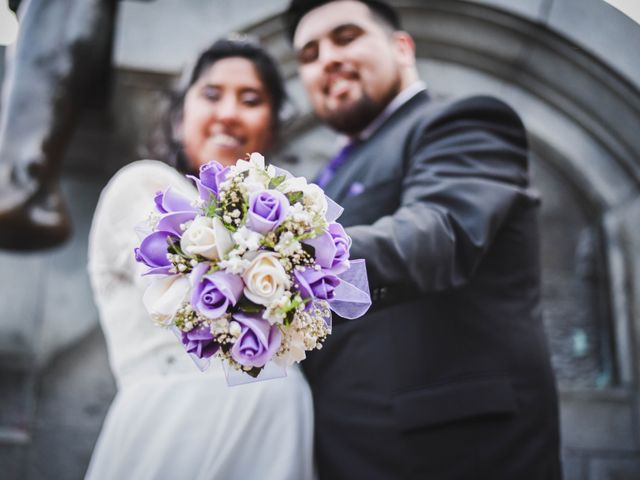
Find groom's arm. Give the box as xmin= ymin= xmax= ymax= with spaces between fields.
xmin=347 ymin=95 xmax=534 ymax=294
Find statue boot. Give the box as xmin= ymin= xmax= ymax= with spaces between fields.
xmin=0 ymin=0 xmax=116 ymax=250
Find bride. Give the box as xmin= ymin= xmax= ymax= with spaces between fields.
xmin=85 ymin=37 xmax=314 ymax=480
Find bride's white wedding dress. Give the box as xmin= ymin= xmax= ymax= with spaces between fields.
xmin=85 ymin=160 xmax=315 ymax=480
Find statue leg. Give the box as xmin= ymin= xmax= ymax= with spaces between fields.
xmin=0 ymin=0 xmax=117 ymax=250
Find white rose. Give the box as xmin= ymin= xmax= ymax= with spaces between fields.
xmin=180 ymin=216 xmax=233 ymax=260
xmin=243 ymin=179 xmax=267 ymax=194
xmin=242 ymin=252 xmax=290 ymax=306
xmin=302 ymin=183 xmax=328 ymax=215
xmin=279 ymin=176 xmax=307 ymax=194
xmin=232 ymin=159 xmax=251 ymax=174
xmin=249 ymin=152 xmax=266 ymax=169
xmin=279 ymin=176 xmax=328 ymax=215
xmin=142 ymin=275 xmax=190 ymax=326
xmin=274 ymin=330 xmax=307 ymax=367
xmin=232 ymin=151 xmax=265 ymax=175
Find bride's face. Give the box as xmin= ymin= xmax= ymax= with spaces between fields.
xmin=181 ymin=57 xmax=274 ymax=169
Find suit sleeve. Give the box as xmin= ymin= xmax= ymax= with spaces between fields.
xmin=347 ymin=96 xmax=533 ymax=293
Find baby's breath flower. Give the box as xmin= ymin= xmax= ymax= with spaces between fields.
xmin=233 ymin=226 xmax=262 ymax=252
xmin=218 ymin=255 xmax=252 ymax=275
xmin=191 ymin=198 xmax=205 ymax=209
xmin=146 ymin=211 xmax=160 ymax=230
xmin=274 ymin=231 xmax=302 ymax=257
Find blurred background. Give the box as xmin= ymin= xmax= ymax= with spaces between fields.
xmin=0 ymin=0 xmax=639 ymax=478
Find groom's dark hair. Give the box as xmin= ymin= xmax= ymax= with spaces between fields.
xmin=284 ymin=0 xmax=401 ymax=42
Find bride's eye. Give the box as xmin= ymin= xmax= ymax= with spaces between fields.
xmin=201 ymin=85 xmax=221 ymax=102
xmin=240 ymin=90 xmax=264 ymax=107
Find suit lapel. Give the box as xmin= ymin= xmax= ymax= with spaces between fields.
xmin=324 ymin=91 xmax=431 ymax=204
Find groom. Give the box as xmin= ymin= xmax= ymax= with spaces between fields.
xmin=285 ymin=1 xmax=562 ymax=479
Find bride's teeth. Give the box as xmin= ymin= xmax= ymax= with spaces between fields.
xmin=210 ymin=133 xmax=240 ymax=147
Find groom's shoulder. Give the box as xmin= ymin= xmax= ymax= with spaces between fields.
xmin=420 ymin=95 xmax=525 ymax=131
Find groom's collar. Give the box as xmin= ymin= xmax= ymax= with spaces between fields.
xmin=353 ymin=80 xmax=427 ymax=142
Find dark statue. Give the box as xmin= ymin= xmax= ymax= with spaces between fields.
xmin=0 ymin=0 xmax=117 ymax=250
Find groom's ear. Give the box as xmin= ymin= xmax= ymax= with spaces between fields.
xmin=391 ymin=31 xmax=416 ymax=68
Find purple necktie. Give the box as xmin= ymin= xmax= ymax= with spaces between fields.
xmin=315 ymin=143 xmax=355 ymax=188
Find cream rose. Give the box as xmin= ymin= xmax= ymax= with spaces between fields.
xmin=142 ymin=275 xmax=190 ymax=325
xmin=242 ymin=252 xmax=290 ymax=306
xmin=180 ymin=216 xmax=233 ymax=260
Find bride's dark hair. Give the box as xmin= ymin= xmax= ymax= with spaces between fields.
xmin=148 ymin=35 xmax=286 ymax=173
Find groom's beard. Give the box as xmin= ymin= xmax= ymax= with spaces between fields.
xmin=322 ymin=81 xmax=401 ymax=136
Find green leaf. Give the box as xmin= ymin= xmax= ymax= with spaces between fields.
xmin=167 ymin=237 xmax=186 ymax=257
xmin=301 ymin=243 xmax=315 ymax=258
xmin=286 ymin=191 xmax=303 ymax=204
xmin=268 ymin=175 xmax=286 ymax=190
xmin=236 ymin=297 xmax=263 ymax=314
xmin=283 ymin=309 xmax=295 ymax=326
xmin=206 ymin=264 xmax=221 ymax=275
xmin=204 ymin=197 xmax=218 ymax=217
xmin=244 ymin=366 xmax=262 ymax=378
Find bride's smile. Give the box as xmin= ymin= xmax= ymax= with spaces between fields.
xmin=181 ymin=57 xmax=273 ymax=169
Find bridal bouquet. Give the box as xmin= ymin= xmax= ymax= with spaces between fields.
xmin=134 ymin=153 xmax=370 ymax=382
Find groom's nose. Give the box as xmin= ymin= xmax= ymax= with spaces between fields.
xmin=318 ymin=39 xmax=346 ymax=71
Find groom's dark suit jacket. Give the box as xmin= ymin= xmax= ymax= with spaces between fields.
xmin=302 ymin=92 xmax=562 ymax=480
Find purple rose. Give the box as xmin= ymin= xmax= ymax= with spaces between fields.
xmin=230 ymin=312 xmax=282 ymax=368
xmin=190 ymin=264 xmax=244 ymax=319
xmin=303 ymin=222 xmax=351 ymax=274
xmin=151 ymin=186 xmax=199 ymax=237
xmin=156 ymin=211 xmax=198 ymax=237
xmin=153 ymin=191 xmax=165 ymax=213
xmin=154 ymin=187 xmax=197 ymax=214
xmin=134 ymin=230 xmax=177 ymax=275
xmin=200 ymin=161 xmax=229 ymax=191
xmin=328 ymin=222 xmax=351 ymax=266
xmin=181 ymin=325 xmax=219 ymax=359
xmin=247 ymin=190 xmax=289 ymax=234
xmin=188 ymin=160 xmax=229 ymax=203
xmin=293 ymin=267 xmax=340 ymax=305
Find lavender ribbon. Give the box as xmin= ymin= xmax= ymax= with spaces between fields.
xmin=328 ymin=259 xmax=372 ymax=319
xmin=223 ymin=360 xmax=287 ymax=386
xmin=325 ymin=197 xmax=343 ymax=223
